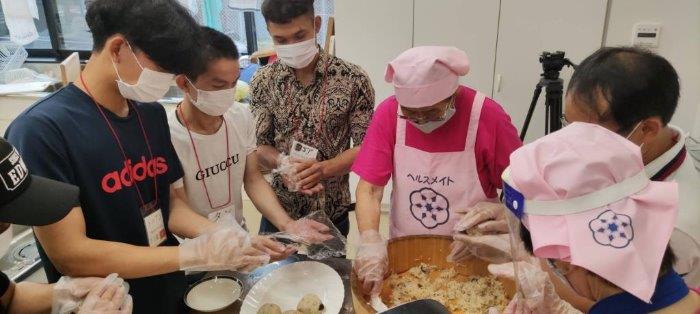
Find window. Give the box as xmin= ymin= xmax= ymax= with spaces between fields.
xmin=0 ymin=0 xmax=92 ymax=60
xmin=0 ymin=0 xmax=52 ymax=50
xmin=0 ymin=0 xmax=334 ymax=61
xmin=192 ymin=0 xmax=334 ymax=54
xmin=55 ymin=0 xmax=92 ymax=51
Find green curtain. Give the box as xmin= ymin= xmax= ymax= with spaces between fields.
xmin=202 ymin=0 xmax=224 ymax=29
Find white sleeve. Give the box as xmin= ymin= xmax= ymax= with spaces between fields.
xmin=242 ymin=104 xmax=257 ymax=155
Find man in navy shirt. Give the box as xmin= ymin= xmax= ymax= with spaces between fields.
xmin=0 ymin=137 xmax=131 ymax=313
xmin=5 ymin=1 xmax=269 ymax=313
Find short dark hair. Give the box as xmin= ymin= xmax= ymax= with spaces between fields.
xmin=567 ymin=47 xmax=680 ymax=134
xmin=185 ymin=27 xmax=240 ymax=80
xmin=86 ymin=0 xmax=203 ymax=75
xmin=261 ymin=0 xmax=315 ymax=24
xmin=520 ymin=224 xmax=677 ymax=277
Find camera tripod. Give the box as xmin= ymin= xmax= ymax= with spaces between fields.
xmin=520 ymin=51 xmax=576 ymax=141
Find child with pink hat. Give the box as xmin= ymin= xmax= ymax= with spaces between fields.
xmin=494 ymin=122 xmax=700 ymax=313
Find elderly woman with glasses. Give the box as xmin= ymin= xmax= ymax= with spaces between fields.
xmin=350 ymin=46 xmax=522 ymax=296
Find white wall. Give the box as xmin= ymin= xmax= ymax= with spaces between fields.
xmin=492 ymin=0 xmax=608 ymax=143
xmin=335 ymin=0 xmax=415 ymax=205
xmin=335 ymin=0 xmax=414 ymax=103
xmin=604 ymin=0 xmax=700 ymax=138
xmin=413 ymin=0 xmax=500 ymax=95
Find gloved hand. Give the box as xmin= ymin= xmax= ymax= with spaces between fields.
xmin=53 ymin=273 xmax=131 ymax=314
xmin=251 ymin=235 xmax=296 ymax=261
xmin=274 ymin=153 xmax=300 ymax=192
xmin=283 ymin=218 xmax=333 ymax=244
xmin=179 ymin=224 xmax=270 ymax=272
xmin=449 ymin=233 xmax=520 ymax=264
xmin=209 ymin=213 xmax=302 ymax=260
xmin=453 ymin=202 xmax=509 ymax=234
xmin=77 ymin=274 xmax=133 ymax=314
xmin=488 ymin=261 xmax=582 ymax=314
xmin=502 ymin=294 xmax=534 ymax=314
xmin=353 ymin=230 xmax=388 ymax=296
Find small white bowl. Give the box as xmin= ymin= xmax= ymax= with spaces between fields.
xmin=185 ymin=276 xmax=243 ymax=312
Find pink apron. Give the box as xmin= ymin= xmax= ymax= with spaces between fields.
xmin=390 ymin=91 xmax=489 ymax=238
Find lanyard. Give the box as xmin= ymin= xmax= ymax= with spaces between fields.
xmin=177 ymin=105 xmax=232 ymax=210
xmin=651 ymin=146 xmax=687 ymax=181
xmin=283 ymin=58 xmax=332 ymax=145
xmin=79 ymin=73 xmax=158 ymax=209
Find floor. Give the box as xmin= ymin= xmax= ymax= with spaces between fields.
xmin=241 ymin=199 xmax=391 ymax=259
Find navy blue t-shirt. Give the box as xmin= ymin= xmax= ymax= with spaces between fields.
xmin=6 ymin=84 xmax=186 ymax=313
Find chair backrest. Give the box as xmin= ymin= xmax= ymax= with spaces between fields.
xmin=59 ymin=52 xmax=80 ymax=86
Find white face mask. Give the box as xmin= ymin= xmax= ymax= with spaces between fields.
xmin=547 ymin=259 xmax=574 ymax=289
xmin=625 ymin=121 xmax=646 ymax=152
xmin=275 ymin=37 xmax=319 ymax=69
xmin=112 ymin=41 xmax=174 ymax=103
xmin=409 ymin=105 xmax=456 ymax=134
xmin=186 ymin=79 xmax=236 ymax=116
xmin=0 ymin=225 xmax=13 ymax=258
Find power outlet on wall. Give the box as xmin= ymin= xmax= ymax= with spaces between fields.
xmin=632 ymin=22 xmax=662 ymax=49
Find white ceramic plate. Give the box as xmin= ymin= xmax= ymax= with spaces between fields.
xmin=240 ymin=261 xmax=344 ymax=314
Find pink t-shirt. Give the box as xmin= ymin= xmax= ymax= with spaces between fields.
xmin=351 ymin=85 xmax=522 ymax=198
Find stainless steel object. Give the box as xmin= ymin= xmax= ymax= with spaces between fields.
xmin=0 ymin=226 xmax=42 ymax=282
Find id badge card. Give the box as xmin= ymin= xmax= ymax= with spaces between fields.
xmin=141 ymin=200 xmax=166 ymax=247
xmin=290 ymin=140 xmax=318 ymax=161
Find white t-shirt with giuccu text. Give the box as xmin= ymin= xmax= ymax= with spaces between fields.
xmin=168 ymin=102 xmax=256 ymax=228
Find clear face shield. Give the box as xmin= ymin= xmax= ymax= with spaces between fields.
xmin=500 ymin=168 xmax=549 ymax=309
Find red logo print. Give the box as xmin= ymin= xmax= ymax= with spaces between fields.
xmin=101 ymin=156 xmax=168 ymax=193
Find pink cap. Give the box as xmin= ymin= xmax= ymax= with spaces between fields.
xmin=502 ymin=122 xmax=678 ymax=302
xmin=385 ymin=46 xmax=470 ymax=108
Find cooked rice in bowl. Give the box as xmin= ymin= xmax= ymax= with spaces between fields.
xmin=382 ymin=263 xmax=508 ymax=314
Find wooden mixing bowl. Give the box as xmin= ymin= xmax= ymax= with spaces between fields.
xmin=351 ymin=235 xmax=516 ymax=314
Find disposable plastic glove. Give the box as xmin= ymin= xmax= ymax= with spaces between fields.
xmin=251 ymin=235 xmax=296 ymax=261
xmin=273 ymin=153 xmax=300 ymax=192
xmin=77 ymin=275 xmax=132 ymax=314
xmin=353 ymin=230 xmax=388 ymax=296
xmin=209 ymin=212 xmax=293 ymax=261
xmin=488 ymin=261 xmax=582 ymax=314
xmin=449 ymin=233 xmax=522 ymax=264
xmin=453 ymin=202 xmax=509 ymax=234
xmin=283 ymin=218 xmax=333 ymax=244
xmin=53 ymin=273 xmax=131 ymax=314
xmin=179 ymin=225 xmax=270 ymax=272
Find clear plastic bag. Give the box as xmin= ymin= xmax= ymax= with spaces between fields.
xmin=265 ymin=210 xmax=347 ymax=260
xmin=272 ymin=153 xmax=300 ymax=192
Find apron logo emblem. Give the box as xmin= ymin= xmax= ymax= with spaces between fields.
xmin=589 ymin=210 xmax=634 ymax=249
xmin=409 ymin=188 xmax=450 ymax=229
